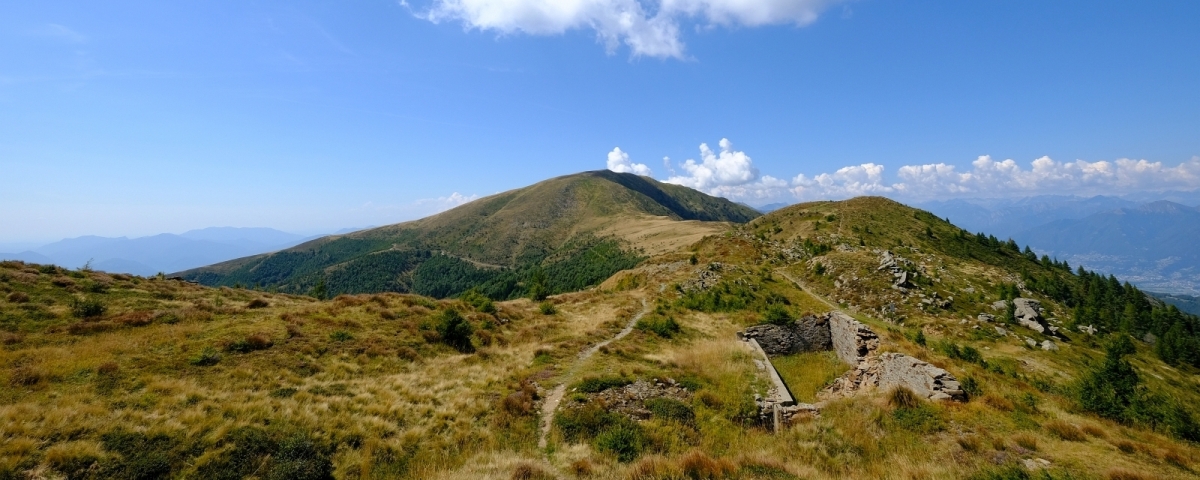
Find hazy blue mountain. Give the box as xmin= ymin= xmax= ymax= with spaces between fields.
xmin=917 ymin=195 xmax=1137 ymax=240
xmin=179 ymin=227 xmax=308 ymax=247
xmin=0 ymin=227 xmax=337 ymax=276
xmin=1012 ymin=201 xmax=1200 ymax=295
xmin=1152 ymin=292 xmax=1200 ymax=316
xmin=755 ymin=202 xmax=791 ymax=213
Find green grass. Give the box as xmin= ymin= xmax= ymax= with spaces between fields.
xmin=771 ymin=351 xmax=851 ymax=402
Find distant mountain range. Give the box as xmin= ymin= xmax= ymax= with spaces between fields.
xmin=0 ymin=226 xmax=371 ymax=276
xmin=915 ymin=194 xmax=1200 ymax=295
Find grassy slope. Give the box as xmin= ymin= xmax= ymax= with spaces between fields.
xmin=4 ymin=195 xmax=1200 ymax=479
xmin=178 ymin=171 xmax=759 ymax=297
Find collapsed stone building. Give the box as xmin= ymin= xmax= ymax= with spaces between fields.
xmin=739 ymin=311 xmax=965 ymax=428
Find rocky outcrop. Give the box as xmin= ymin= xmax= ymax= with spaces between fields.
xmin=830 ymin=312 xmax=879 ymax=365
xmin=740 ymin=315 xmax=832 ymax=355
xmin=1013 ymin=298 xmax=1048 ymax=333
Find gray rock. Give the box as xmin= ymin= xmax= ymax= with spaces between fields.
xmin=1040 ymin=340 xmax=1058 ymax=351
xmin=1024 ymin=337 xmax=1038 ymax=348
xmin=994 ymin=326 xmax=1008 ymax=336
xmin=978 ymin=313 xmax=996 ymax=322
xmin=875 ymin=353 xmax=966 ymax=401
xmin=1013 ymin=298 xmax=1048 ymax=333
xmin=992 ymin=300 xmax=1008 ymax=311
xmin=1078 ymin=324 xmax=1097 ymax=335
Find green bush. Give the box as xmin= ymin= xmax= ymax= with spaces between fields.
xmin=70 ymin=297 xmax=107 ymax=318
xmin=329 ymin=330 xmax=353 ymax=342
xmin=635 ymin=315 xmax=681 ymax=338
xmin=644 ymin=397 xmax=694 ymax=424
xmin=574 ymin=375 xmax=631 ymax=393
xmin=436 ymin=308 xmax=474 ymax=353
xmin=593 ymin=422 xmax=648 ymax=463
xmin=538 ymin=302 xmax=556 ymax=315
xmin=761 ymin=304 xmax=792 ymax=326
xmin=961 ymin=376 xmax=982 ymax=400
xmin=555 ymin=403 xmax=624 ymax=441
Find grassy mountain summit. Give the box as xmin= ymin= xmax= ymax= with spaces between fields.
xmin=179 ymin=171 xmax=759 ymax=299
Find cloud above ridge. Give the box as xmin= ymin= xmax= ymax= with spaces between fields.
xmin=412 ymin=0 xmax=838 ymax=58
xmin=607 ymin=141 xmax=1200 ymax=204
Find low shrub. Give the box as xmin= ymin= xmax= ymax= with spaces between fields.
xmin=436 ymin=309 xmax=474 ymax=353
xmin=397 ymin=346 xmax=420 ymax=361
xmin=1011 ymin=433 xmax=1038 ymax=451
xmin=593 ymin=421 xmax=648 ymax=463
xmin=329 ymin=330 xmax=353 ymax=342
xmin=6 ymin=291 xmax=29 ymax=303
xmin=190 ymin=347 xmax=221 ymax=366
xmin=538 ymin=302 xmax=556 ymax=315
xmin=574 ymin=375 xmax=631 ymax=393
xmin=247 ymin=298 xmax=269 ymax=309
xmin=228 ymin=333 xmax=274 ymax=353
xmin=70 ymin=297 xmax=107 ymax=318
xmin=761 ymin=304 xmax=792 ymax=326
xmin=635 ymin=315 xmax=681 ymax=338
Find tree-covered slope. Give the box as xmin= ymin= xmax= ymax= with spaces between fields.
xmin=178 ymin=171 xmax=759 ymax=299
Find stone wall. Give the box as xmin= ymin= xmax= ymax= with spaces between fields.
xmin=741 ymin=315 xmax=832 ymax=355
xmin=829 ymin=312 xmax=879 ymax=365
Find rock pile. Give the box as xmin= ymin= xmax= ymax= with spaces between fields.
xmin=877 ymin=251 xmax=915 ymax=289
xmin=569 ymin=379 xmax=692 ymax=420
xmin=830 ymin=312 xmax=879 ymax=364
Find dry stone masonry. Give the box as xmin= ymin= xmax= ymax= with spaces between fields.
xmin=740 ymin=310 xmax=965 ymax=426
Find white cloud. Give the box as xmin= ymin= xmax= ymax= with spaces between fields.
xmin=607 ymin=147 xmax=653 ymax=176
xmin=667 ymin=138 xmax=758 ymax=189
xmin=790 ymin=156 xmax=1200 ymax=201
xmin=413 ymin=0 xmax=837 ymax=58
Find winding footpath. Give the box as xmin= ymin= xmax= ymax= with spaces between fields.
xmin=537 ymin=298 xmax=649 ymax=450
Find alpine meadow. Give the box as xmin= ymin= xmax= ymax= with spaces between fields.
xmin=5 ymin=2 xmax=1200 ymax=479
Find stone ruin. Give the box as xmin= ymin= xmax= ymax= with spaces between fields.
xmin=739 ymin=311 xmax=965 ymax=428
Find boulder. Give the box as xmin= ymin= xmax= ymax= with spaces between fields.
xmin=978 ymin=313 xmax=996 ymax=322
xmin=1013 ymin=298 xmax=1048 ymax=334
xmin=875 ymin=353 xmax=966 ymax=401
xmin=994 ymin=326 xmax=1008 ymax=336
xmin=1040 ymin=340 xmax=1058 ymax=351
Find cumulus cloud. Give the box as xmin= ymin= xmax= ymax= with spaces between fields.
xmin=667 ymin=138 xmax=758 ymax=189
xmin=791 ymin=156 xmax=1200 ymax=201
xmin=607 ymin=147 xmax=653 ymax=176
xmin=413 ymin=0 xmax=837 ymax=58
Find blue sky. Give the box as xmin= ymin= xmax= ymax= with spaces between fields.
xmin=2 ymin=0 xmax=1199 ymax=245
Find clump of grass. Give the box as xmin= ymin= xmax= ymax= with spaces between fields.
xmin=1011 ymin=433 xmax=1038 ymax=451
xmin=1106 ymin=468 xmax=1155 ymax=480
xmin=329 ymin=330 xmax=354 ymax=342
xmin=1113 ymin=439 xmax=1137 ymax=454
xmin=594 ymin=422 xmax=648 ymax=463
xmin=6 ymin=291 xmax=29 ymax=303
xmin=539 ymin=302 xmax=557 ymax=315
xmin=246 ymin=298 xmax=269 ymax=309
xmin=510 ymin=462 xmax=555 ymax=480
xmin=1162 ymin=449 xmax=1190 ymax=468
xmin=227 ymin=333 xmax=274 ymax=353
xmin=569 ymin=458 xmax=594 ymax=477
xmin=888 ymin=386 xmax=921 ymax=409
xmin=678 ymin=450 xmax=735 ymax=479
xmin=957 ymin=435 xmax=982 ymax=452
xmin=635 ymin=315 xmax=681 ymax=338
xmin=1081 ymin=424 xmax=1107 ymax=438
xmin=1044 ymin=420 xmax=1085 ymax=441
xmin=397 ymin=346 xmax=420 ymax=361
xmin=735 ymin=455 xmax=793 ymax=479
xmin=270 ymin=387 xmax=298 ymax=398
xmin=645 ymin=397 xmax=695 ymax=424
